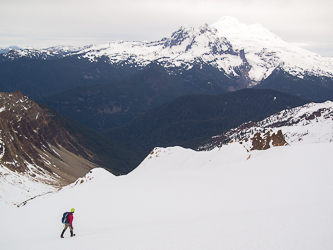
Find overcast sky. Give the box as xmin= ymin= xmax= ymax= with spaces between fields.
xmin=1 ymin=0 xmax=332 ymax=57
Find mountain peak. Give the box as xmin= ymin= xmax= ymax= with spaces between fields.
xmin=211 ymin=16 xmax=282 ymax=48
xmin=213 ymin=16 xmax=242 ymax=27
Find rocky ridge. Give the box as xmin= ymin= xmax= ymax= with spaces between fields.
xmin=0 ymin=91 xmax=100 ymax=206
xmin=199 ymin=101 xmax=333 ymax=151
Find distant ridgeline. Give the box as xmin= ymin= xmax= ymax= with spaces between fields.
xmin=103 ymin=89 xmax=308 ymax=158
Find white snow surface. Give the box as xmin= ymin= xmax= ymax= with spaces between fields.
xmin=0 ymin=164 xmax=57 ymax=211
xmin=211 ymin=17 xmax=333 ymax=82
xmin=259 ymin=101 xmax=333 ymax=145
xmin=1 ymin=141 xmax=333 ymax=249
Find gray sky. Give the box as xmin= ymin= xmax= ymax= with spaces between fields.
xmin=1 ymin=0 xmax=332 ymax=57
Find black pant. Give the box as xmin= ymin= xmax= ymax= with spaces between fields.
xmin=61 ymin=223 xmax=74 ymax=237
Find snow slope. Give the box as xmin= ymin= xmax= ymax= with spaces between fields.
xmin=200 ymin=100 xmax=333 ymax=151
xmin=0 ymin=165 xmax=58 ymax=211
xmin=258 ymin=101 xmax=333 ymax=145
xmin=1 ymin=141 xmax=333 ymax=249
xmin=212 ymin=17 xmax=333 ymax=81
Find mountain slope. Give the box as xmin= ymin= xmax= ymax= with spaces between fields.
xmin=199 ymin=100 xmax=333 ymax=150
xmin=39 ymin=104 xmax=142 ymax=175
xmin=256 ymin=68 xmax=333 ymax=101
xmin=104 ymin=89 xmax=308 ymax=159
xmin=0 ymin=91 xmax=96 ymax=179
xmin=38 ymin=63 xmax=232 ymax=130
xmin=0 ymin=91 xmax=97 ymax=206
xmin=0 ymin=56 xmax=141 ymax=99
xmin=0 ymin=91 xmax=141 ymax=207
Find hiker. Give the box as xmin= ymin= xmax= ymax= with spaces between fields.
xmin=61 ymin=208 xmax=76 ymax=238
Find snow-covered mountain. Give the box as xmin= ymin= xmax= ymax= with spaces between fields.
xmin=0 ymin=45 xmax=22 ymax=54
xmin=76 ymin=16 xmax=333 ymax=85
xmin=199 ymin=100 xmax=333 ymax=151
xmin=0 ymin=46 xmax=81 ymax=60
xmin=2 ymin=17 xmax=332 ymax=88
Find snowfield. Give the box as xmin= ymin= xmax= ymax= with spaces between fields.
xmin=1 ymin=142 xmax=333 ymax=250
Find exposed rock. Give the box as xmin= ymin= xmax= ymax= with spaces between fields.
xmin=0 ymin=91 xmax=98 ymax=187
xmin=199 ymin=101 xmax=333 ymax=151
xmin=251 ymin=130 xmax=288 ymax=151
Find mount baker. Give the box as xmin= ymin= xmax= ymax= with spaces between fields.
xmin=2 ymin=16 xmax=333 ymax=86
